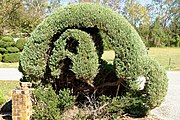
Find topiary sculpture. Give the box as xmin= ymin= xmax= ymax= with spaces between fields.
xmin=19 ymin=3 xmax=168 ymax=116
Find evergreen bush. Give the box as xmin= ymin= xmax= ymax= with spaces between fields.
xmin=3 ymin=53 xmax=19 ymax=63
xmin=6 ymin=47 xmax=19 ymax=53
xmin=19 ymin=3 xmax=168 ymax=117
xmin=32 ymin=86 xmax=75 ymax=120
xmin=0 ymin=35 xmax=14 ymax=42
xmin=0 ymin=48 xmax=8 ymax=54
xmin=0 ymin=35 xmax=15 ymax=48
xmin=16 ymin=38 xmax=26 ymax=51
xmin=0 ymin=53 xmax=2 ymax=62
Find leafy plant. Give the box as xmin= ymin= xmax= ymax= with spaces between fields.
xmin=3 ymin=53 xmax=19 ymax=63
xmin=0 ymin=53 xmax=2 ymax=62
xmin=0 ymin=35 xmax=15 ymax=48
xmin=16 ymin=38 xmax=26 ymax=51
xmin=32 ymin=86 xmax=75 ymax=120
xmin=0 ymin=48 xmax=8 ymax=54
xmin=6 ymin=47 xmax=19 ymax=53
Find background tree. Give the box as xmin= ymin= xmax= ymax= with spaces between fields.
xmin=0 ymin=0 xmax=63 ymax=35
xmin=123 ymin=0 xmax=150 ymax=28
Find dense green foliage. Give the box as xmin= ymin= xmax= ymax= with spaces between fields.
xmin=0 ymin=35 xmax=20 ymax=62
xmin=15 ymin=38 xmax=26 ymax=51
xmin=0 ymin=48 xmax=8 ymax=54
xmin=20 ymin=3 xmax=168 ymax=117
xmin=0 ymin=53 xmax=2 ymax=62
xmin=0 ymin=35 xmax=15 ymax=48
xmin=6 ymin=47 xmax=19 ymax=53
xmin=32 ymin=86 xmax=75 ymax=120
xmin=3 ymin=53 xmax=19 ymax=63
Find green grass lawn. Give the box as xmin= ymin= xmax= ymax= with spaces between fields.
xmin=102 ymin=47 xmax=180 ymax=71
xmin=0 ymin=62 xmax=19 ymax=68
xmin=148 ymin=47 xmax=180 ymax=71
xmin=0 ymin=80 xmax=19 ymax=101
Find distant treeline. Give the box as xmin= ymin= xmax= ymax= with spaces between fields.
xmin=0 ymin=0 xmax=179 ymax=47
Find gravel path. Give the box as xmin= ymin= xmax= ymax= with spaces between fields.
xmin=150 ymin=71 xmax=180 ymax=120
xmin=0 ymin=68 xmax=22 ymax=80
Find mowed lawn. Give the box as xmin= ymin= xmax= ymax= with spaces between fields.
xmin=102 ymin=47 xmax=180 ymax=71
xmin=0 ymin=80 xmax=19 ymax=101
xmin=148 ymin=48 xmax=180 ymax=71
xmin=0 ymin=62 xmax=18 ymax=68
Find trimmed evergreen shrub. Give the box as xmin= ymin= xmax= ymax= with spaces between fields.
xmin=0 ymin=53 xmax=2 ymax=62
xmin=32 ymin=86 xmax=75 ymax=120
xmin=0 ymin=35 xmax=15 ymax=48
xmin=0 ymin=35 xmax=14 ymax=42
xmin=3 ymin=53 xmax=19 ymax=63
xmin=15 ymin=38 xmax=26 ymax=51
xmin=19 ymin=3 xmax=168 ymax=116
xmin=0 ymin=48 xmax=8 ymax=54
xmin=6 ymin=47 xmax=19 ymax=53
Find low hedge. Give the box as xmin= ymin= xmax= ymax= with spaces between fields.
xmin=3 ymin=53 xmax=19 ymax=63
xmin=0 ymin=35 xmax=15 ymax=48
xmin=6 ymin=47 xmax=19 ymax=53
xmin=16 ymin=38 xmax=26 ymax=51
xmin=0 ymin=41 xmax=15 ymax=48
xmin=0 ymin=35 xmax=14 ymax=42
xmin=0 ymin=53 xmax=2 ymax=62
xmin=0 ymin=48 xmax=8 ymax=54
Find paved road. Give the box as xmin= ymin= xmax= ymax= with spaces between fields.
xmin=0 ymin=68 xmax=22 ymax=80
xmin=151 ymin=71 xmax=180 ymax=120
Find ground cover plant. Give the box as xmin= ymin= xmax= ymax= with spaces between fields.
xmin=19 ymin=3 xmax=168 ymax=119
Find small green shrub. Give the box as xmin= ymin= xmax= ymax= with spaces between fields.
xmin=6 ymin=47 xmax=19 ymax=53
xmin=0 ymin=41 xmax=15 ymax=48
xmin=0 ymin=48 xmax=8 ymax=54
xmin=0 ymin=92 xmax=6 ymax=106
xmin=3 ymin=53 xmax=19 ymax=63
xmin=98 ymin=94 xmax=147 ymax=118
xmin=32 ymin=86 xmax=75 ymax=120
xmin=0 ymin=35 xmax=14 ymax=42
xmin=58 ymin=88 xmax=75 ymax=110
xmin=0 ymin=35 xmax=15 ymax=48
xmin=0 ymin=53 xmax=2 ymax=61
xmin=16 ymin=38 xmax=26 ymax=51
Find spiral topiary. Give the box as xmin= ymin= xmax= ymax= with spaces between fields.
xmin=19 ymin=3 xmax=168 ymax=116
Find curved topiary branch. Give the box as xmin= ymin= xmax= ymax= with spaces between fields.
xmin=20 ymin=3 xmax=147 ymax=80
